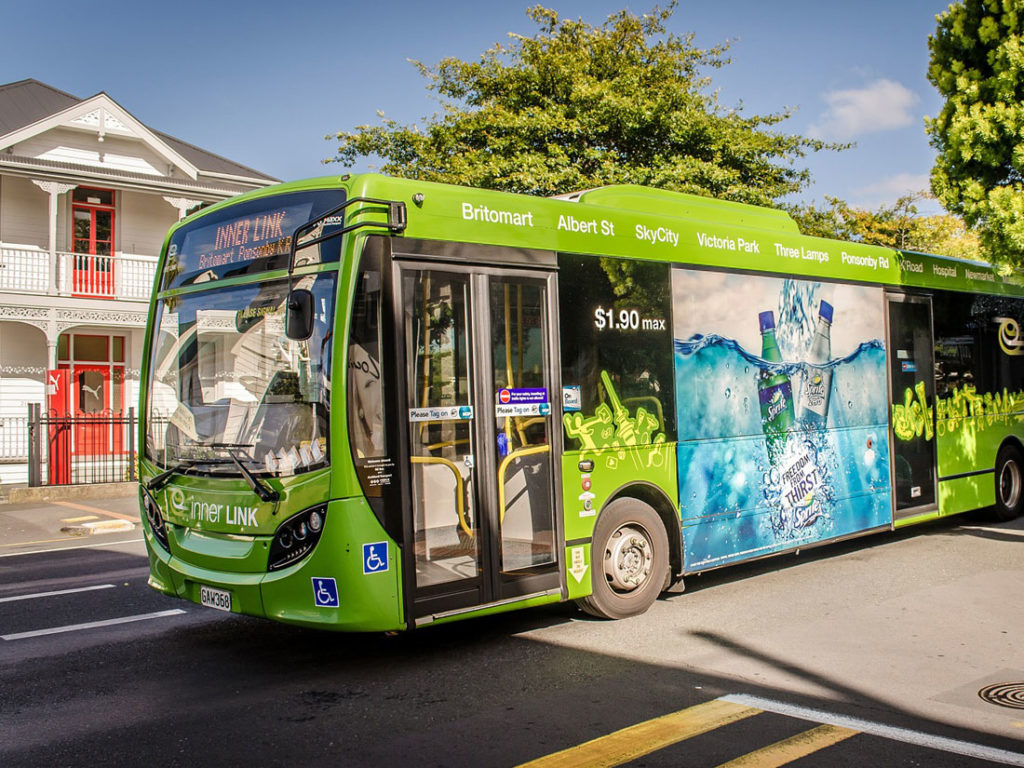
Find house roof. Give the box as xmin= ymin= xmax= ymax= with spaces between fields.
xmin=0 ymin=79 xmax=80 ymax=135
xmin=0 ymin=79 xmax=277 ymax=184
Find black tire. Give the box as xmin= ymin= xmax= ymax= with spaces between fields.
xmin=577 ymin=498 xmax=668 ymax=620
xmin=993 ymin=444 xmax=1024 ymax=521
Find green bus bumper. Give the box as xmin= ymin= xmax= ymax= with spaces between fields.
xmin=143 ymin=496 xmax=405 ymax=632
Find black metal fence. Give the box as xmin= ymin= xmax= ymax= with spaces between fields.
xmin=26 ymin=404 xmax=137 ymax=487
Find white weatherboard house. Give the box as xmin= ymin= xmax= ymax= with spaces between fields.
xmin=0 ymin=79 xmax=277 ymax=484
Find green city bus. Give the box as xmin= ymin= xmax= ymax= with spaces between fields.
xmin=138 ymin=174 xmax=1024 ymax=631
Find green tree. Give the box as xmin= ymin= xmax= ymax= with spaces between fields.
xmin=791 ymin=193 xmax=981 ymax=259
xmin=926 ymin=0 xmax=1024 ymax=267
xmin=914 ymin=211 xmax=982 ymax=260
xmin=791 ymin=195 xmax=921 ymax=248
xmin=327 ymin=4 xmax=843 ymax=204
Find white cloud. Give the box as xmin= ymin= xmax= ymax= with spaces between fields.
xmin=851 ymin=173 xmax=941 ymax=212
xmin=809 ymin=79 xmax=920 ymax=141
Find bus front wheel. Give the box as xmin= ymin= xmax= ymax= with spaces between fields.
xmin=578 ymin=499 xmax=668 ymax=620
xmin=994 ymin=445 xmax=1024 ymax=521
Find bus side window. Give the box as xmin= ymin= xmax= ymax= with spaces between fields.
xmin=348 ymin=255 xmax=385 ymax=460
xmin=349 ymin=342 xmax=383 ymax=457
xmin=557 ymin=253 xmax=676 ymax=449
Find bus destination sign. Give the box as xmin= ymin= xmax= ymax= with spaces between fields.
xmin=163 ymin=189 xmax=347 ymax=290
xmin=172 ymin=202 xmax=314 ymax=284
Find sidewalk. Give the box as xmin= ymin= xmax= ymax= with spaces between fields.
xmin=1 ymin=481 xmax=138 ymax=505
xmin=0 ymin=483 xmax=141 ymax=555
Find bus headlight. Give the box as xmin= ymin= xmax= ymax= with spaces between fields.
xmin=142 ymin=488 xmax=171 ymax=553
xmin=268 ymin=505 xmax=328 ymax=571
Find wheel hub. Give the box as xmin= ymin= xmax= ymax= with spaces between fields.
xmin=1000 ymin=459 xmax=1022 ymax=509
xmin=605 ymin=525 xmax=654 ymax=592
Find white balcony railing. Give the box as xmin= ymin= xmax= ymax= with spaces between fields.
xmin=0 ymin=416 xmax=28 ymax=460
xmin=0 ymin=243 xmax=157 ymax=300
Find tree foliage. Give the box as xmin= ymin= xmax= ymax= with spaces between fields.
xmin=327 ymin=4 xmax=842 ymax=204
xmin=791 ymin=193 xmax=981 ymax=260
xmin=927 ymin=0 xmax=1024 ymax=266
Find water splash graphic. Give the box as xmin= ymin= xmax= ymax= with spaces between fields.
xmin=675 ymin=330 xmax=891 ymax=569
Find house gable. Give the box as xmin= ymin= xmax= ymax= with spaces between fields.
xmin=0 ymin=92 xmax=200 ymax=180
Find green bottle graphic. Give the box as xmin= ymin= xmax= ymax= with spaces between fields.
xmin=757 ymin=310 xmax=795 ymax=460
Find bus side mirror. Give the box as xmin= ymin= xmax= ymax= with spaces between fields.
xmin=286 ymin=289 xmax=314 ymax=340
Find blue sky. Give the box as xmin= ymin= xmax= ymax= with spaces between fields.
xmin=6 ymin=0 xmax=951 ymax=212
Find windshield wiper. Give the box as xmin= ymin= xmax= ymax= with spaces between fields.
xmin=146 ymin=459 xmax=202 ymax=491
xmin=147 ymin=456 xmax=237 ymax=491
xmin=209 ymin=443 xmax=280 ymax=503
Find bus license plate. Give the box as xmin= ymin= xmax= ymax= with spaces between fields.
xmin=200 ymin=585 xmax=232 ymax=612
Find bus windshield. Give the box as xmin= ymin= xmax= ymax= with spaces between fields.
xmin=145 ymin=273 xmax=335 ymax=477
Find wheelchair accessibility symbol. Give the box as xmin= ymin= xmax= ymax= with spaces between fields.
xmin=363 ymin=542 xmax=389 ymax=574
xmin=312 ymin=577 xmax=340 ymax=608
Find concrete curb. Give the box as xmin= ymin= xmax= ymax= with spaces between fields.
xmin=4 ymin=482 xmax=139 ymax=505
xmin=60 ymin=519 xmax=137 ymax=536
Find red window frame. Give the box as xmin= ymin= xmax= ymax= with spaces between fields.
xmin=71 ymin=187 xmax=116 ymax=297
xmin=71 ymin=187 xmax=116 ymax=256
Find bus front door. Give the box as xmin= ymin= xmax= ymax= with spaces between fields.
xmin=886 ymin=293 xmax=937 ymax=518
xmin=399 ymin=265 xmax=562 ymax=623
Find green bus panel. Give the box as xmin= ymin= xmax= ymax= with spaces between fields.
xmin=938 ymin=473 xmax=995 ymax=518
xmin=260 ymin=498 xmax=403 ymax=632
xmin=936 ymin=406 xmax=1024 ymax=478
xmin=560 ymin=442 xmax=678 ymax=601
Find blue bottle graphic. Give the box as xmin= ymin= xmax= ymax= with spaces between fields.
xmin=798 ymin=300 xmax=833 ymax=428
xmin=757 ymin=310 xmax=795 ymax=460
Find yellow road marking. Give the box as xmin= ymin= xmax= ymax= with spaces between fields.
xmin=714 ymin=724 xmax=858 ymax=768
xmin=516 ymin=699 xmax=759 ymax=768
xmin=60 ymin=515 xmax=99 ymax=523
xmin=54 ymin=500 xmax=137 ymax=522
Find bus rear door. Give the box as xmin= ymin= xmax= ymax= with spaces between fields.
xmin=886 ymin=293 xmax=938 ymax=518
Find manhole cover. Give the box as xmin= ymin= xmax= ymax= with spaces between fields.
xmin=978 ymin=682 xmax=1024 ymax=709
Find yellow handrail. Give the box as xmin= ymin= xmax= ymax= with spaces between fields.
xmin=410 ymin=455 xmax=473 ymax=538
xmin=497 ymin=445 xmax=551 ymax=523
xmin=423 ymin=438 xmax=471 ymax=452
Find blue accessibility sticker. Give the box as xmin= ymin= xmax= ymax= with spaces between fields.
xmin=363 ymin=542 xmax=389 ymax=574
xmin=312 ymin=577 xmax=340 ymax=608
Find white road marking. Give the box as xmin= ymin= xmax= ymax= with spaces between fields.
xmin=0 ymin=584 xmax=116 ymax=603
xmin=723 ymin=694 xmax=1024 ymax=766
xmin=0 ymin=537 xmax=144 ymax=558
xmin=1 ymin=609 xmax=187 ymax=641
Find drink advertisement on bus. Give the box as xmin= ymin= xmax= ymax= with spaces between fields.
xmin=672 ymin=269 xmax=892 ymax=570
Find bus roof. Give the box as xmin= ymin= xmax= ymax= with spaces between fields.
xmin=166 ymin=173 xmax=1024 ymax=300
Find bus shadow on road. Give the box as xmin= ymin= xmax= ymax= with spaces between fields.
xmin=4 ymin=588 xmax=1023 ymax=767
xmin=5 ymin=514 xmax=1022 ymax=766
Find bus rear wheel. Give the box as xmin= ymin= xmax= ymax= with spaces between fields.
xmin=994 ymin=445 xmax=1024 ymax=521
xmin=578 ymin=499 xmax=668 ymax=620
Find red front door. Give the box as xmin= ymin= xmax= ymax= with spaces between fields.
xmin=47 ymin=369 xmax=72 ymax=484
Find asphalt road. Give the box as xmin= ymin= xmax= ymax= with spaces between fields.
xmin=1 ymin=497 xmax=1023 ymax=767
